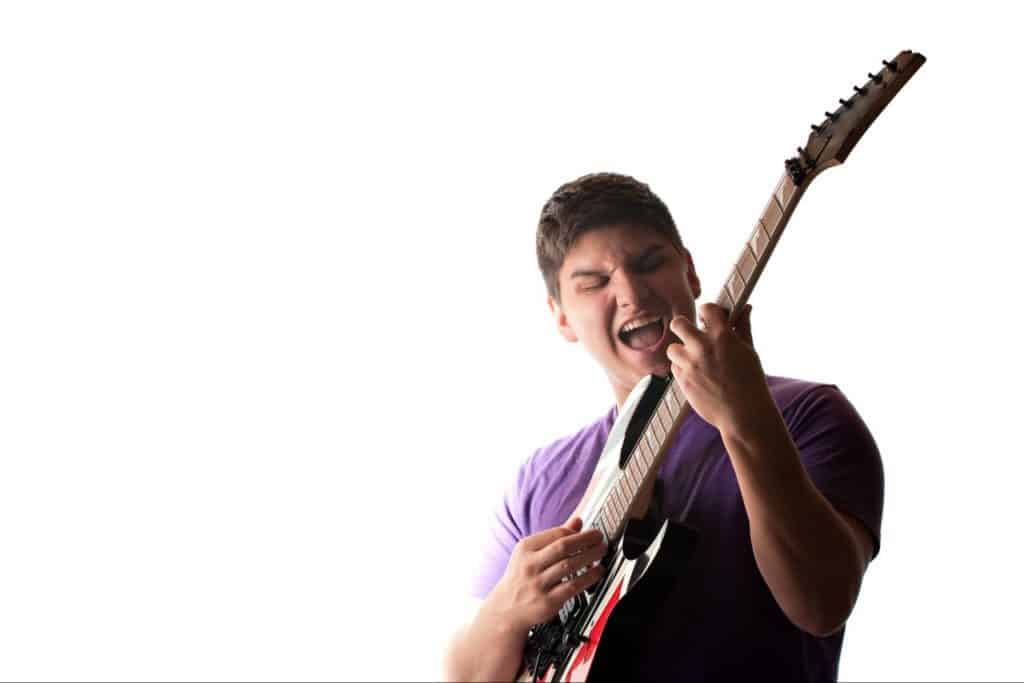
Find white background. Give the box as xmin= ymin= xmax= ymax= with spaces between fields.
xmin=1 ymin=2 xmax=1021 ymax=681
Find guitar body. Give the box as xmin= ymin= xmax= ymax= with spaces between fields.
xmin=520 ymin=518 xmax=698 ymax=682
xmin=517 ymin=373 xmax=698 ymax=683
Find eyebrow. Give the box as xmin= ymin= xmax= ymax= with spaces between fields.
xmin=569 ymin=245 xmax=666 ymax=279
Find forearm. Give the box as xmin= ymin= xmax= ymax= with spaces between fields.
xmin=442 ymin=600 xmax=528 ymax=682
xmin=722 ymin=408 xmax=866 ymax=637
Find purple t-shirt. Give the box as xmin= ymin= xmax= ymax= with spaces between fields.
xmin=470 ymin=375 xmax=883 ymax=682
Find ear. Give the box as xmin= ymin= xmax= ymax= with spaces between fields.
xmin=683 ymin=248 xmax=702 ymax=299
xmin=547 ymin=294 xmax=579 ymax=343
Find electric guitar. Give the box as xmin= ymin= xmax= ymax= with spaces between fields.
xmin=517 ymin=49 xmax=926 ymax=683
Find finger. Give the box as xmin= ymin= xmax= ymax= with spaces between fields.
xmin=521 ymin=523 xmax=580 ymax=552
xmin=669 ymin=315 xmax=706 ymax=353
xmin=666 ymin=341 xmax=691 ymax=368
xmin=538 ymin=539 xmax=609 ymax=588
xmin=535 ymin=528 xmax=606 ymax=570
xmin=547 ymin=562 xmax=606 ymax=604
xmin=698 ymin=302 xmax=730 ymax=333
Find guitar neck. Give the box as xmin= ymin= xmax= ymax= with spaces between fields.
xmin=595 ymin=170 xmax=809 ymax=542
xmin=714 ymin=172 xmax=806 ymax=317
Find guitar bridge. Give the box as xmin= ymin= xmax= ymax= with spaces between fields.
xmin=521 ymin=594 xmax=590 ymax=681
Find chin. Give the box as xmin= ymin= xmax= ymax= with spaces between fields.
xmin=647 ymin=361 xmax=672 ymax=379
xmin=625 ymin=360 xmax=671 ymax=387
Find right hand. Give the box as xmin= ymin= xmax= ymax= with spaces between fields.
xmin=483 ymin=517 xmax=608 ymax=634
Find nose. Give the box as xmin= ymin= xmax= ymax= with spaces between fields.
xmin=613 ymin=270 xmax=651 ymax=309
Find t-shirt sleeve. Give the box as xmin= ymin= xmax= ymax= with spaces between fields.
xmin=783 ymin=385 xmax=885 ymax=558
xmin=468 ymin=456 xmax=534 ymax=599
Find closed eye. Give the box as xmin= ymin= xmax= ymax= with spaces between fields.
xmin=637 ymin=257 xmax=663 ymax=273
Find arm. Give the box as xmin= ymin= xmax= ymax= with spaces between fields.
xmin=668 ymin=303 xmax=877 ymax=636
xmin=721 ymin=406 xmax=874 ymax=636
xmin=442 ymin=598 xmax=528 ymax=682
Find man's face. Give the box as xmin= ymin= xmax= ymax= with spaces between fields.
xmin=548 ymin=223 xmax=701 ymax=408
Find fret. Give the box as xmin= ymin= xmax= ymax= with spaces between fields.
xmin=631 ymin=460 xmax=645 ymax=490
xmin=664 ymin=386 xmax=679 ymax=415
xmin=644 ymin=432 xmax=660 ymax=469
xmin=607 ymin=495 xmax=623 ymax=526
xmin=604 ymin=487 xmax=620 ymax=519
xmin=636 ymin=450 xmax=651 ymax=478
xmin=634 ymin=440 xmax=651 ymax=473
xmin=605 ymin=503 xmax=619 ymax=527
xmin=669 ymin=381 xmax=685 ymax=415
xmin=644 ymin=439 xmax=657 ymax=466
xmin=761 ymin=196 xmax=783 ymax=236
xmin=603 ymin=511 xmax=614 ymax=535
xmin=750 ymin=220 xmax=771 ymax=258
xmin=613 ymin=484 xmax=628 ymax=515
xmin=615 ymin=483 xmax=630 ymax=520
xmin=655 ymin=405 xmax=671 ymax=432
xmin=737 ymin=245 xmax=757 ymax=281
xmin=774 ymin=175 xmax=797 ymax=207
xmin=650 ymin=415 xmax=665 ymax=442
xmin=671 ymin=380 xmax=686 ymax=407
xmin=726 ymin=270 xmax=744 ymax=304
xmin=624 ymin=461 xmax=638 ymax=492
xmin=661 ymin=403 xmax=674 ymax=430
xmin=620 ymin=476 xmax=634 ymax=501
xmin=718 ymin=286 xmax=735 ymax=309
xmin=599 ymin=510 xmax=614 ymax=538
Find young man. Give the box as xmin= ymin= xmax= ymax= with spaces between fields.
xmin=442 ymin=173 xmax=883 ymax=681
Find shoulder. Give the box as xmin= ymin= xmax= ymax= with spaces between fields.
xmin=526 ymin=406 xmax=618 ymax=476
xmin=513 ymin=406 xmax=618 ymax=535
xmin=766 ymin=374 xmax=839 ymax=412
xmin=766 ymin=375 xmax=884 ymax=555
xmin=765 ymin=374 xmax=869 ymax=433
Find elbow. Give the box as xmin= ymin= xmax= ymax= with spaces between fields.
xmin=798 ymin=612 xmax=848 ymax=638
xmin=790 ymin=587 xmax=858 ymax=638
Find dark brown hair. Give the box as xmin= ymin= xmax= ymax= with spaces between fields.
xmin=536 ymin=172 xmax=684 ymax=302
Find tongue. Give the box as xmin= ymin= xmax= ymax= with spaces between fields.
xmin=623 ymin=321 xmax=663 ymax=350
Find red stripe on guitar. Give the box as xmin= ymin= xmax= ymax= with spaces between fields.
xmin=561 ymin=577 xmax=624 ymax=682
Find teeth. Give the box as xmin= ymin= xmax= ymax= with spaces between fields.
xmin=621 ymin=315 xmax=662 ymax=335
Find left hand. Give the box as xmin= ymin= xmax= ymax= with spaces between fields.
xmin=667 ymin=303 xmax=774 ymax=437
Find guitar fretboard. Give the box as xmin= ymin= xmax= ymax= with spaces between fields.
xmin=593 ymin=172 xmax=805 ymax=542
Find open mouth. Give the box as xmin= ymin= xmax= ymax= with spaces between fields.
xmin=617 ymin=316 xmax=668 ymax=352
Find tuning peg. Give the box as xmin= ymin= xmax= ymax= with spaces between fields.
xmin=882 ymin=59 xmax=899 ymax=72
xmin=797 ymin=146 xmax=811 ymax=163
xmin=868 ymin=72 xmax=882 ymax=84
xmin=839 ymin=97 xmax=852 ymax=108
xmin=853 ymin=85 xmax=866 ymax=95
xmin=785 ymin=156 xmax=808 ymax=185
xmin=825 ymin=110 xmax=838 ymax=121
xmin=810 ymin=124 xmax=821 ymax=133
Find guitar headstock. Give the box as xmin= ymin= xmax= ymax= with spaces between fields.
xmin=785 ymin=50 xmax=926 ymax=186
